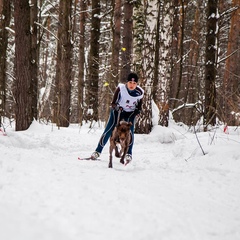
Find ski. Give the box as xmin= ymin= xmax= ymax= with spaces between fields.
xmin=78 ymin=156 xmax=101 ymax=161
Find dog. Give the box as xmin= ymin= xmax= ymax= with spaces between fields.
xmin=109 ymin=120 xmax=132 ymax=168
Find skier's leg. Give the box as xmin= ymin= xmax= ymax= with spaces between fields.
xmin=95 ymin=110 xmax=117 ymax=154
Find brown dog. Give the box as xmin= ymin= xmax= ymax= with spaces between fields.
xmin=109 ymin=121 xmax=132 ymax=168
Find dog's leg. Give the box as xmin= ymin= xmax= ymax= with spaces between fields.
xmin=120 ymin=144 xmax=126 ymax=164
xmin=120 ymin=156 xmax=124 ymax=164
xmin=109 ymin=138 xmax=114 ymax=168
xmin=109 ymin=155 xmax=113 ymax=168
xmin=120 ymin=146 xmax=128 ymax=164
xmin=120 ymin=137 xmax=130 ymax=165
xmin=115 ymin=143 xmax=121 ymax=158
xmin=109 ymin=147 xmax=113 ymax=168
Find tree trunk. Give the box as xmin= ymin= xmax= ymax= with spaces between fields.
xmin=174 ymin=0 xmax=185 ymax=110
xmin=184 ymin=2 xmax=201 ymax=125
xmin=87 ymin=0 xmax=100 ymax=122
xmin=111 ymin=0 xmax=121 ymax=84
xmin=55 ymin=0 xmax=73 ymax=127
xmin=121 ymin=0 xmax=133 ymax=81
xmin=223 ymin=0 xmax=240 ymax=125
xmin=78 ymin=0 xmax=87 ymax=125
xmin=169 ymin=0 xmax=181 ymax=110
xmin=30 ymin=0 xmax=38 ymax=120
xmin=133 ymin=1 xmax=153 ymax=134
xmin=103 ymin=0 xmax=122 ymax=122
xmin=0 ymin=0 xmax=10 ymax=125
xmin=158 ymin=1 xmax=173 ymax=127
xmin=152 ymin=2 xmax=161 ymax=104
xmin=204 ymin=0 xmax=218 ymax=130
xmin=14 ymin=0 xmax=33 ymax=131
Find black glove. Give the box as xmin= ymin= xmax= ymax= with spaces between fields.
xmin=111 ymin=104 xmax=123 ymax=112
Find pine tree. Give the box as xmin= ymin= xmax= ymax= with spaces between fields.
xmin=0 ymin=0 xmax=10 ymax=125
xmin=223 ymin=0 xmax=240 ymax=125
xmin=14 ymin=0 xmax=33 ymax=131
xmin=86 ymin=0 xmax=101 ymax=122
xmin=204 ymin=0 xmax=218 ymax=130
xmin=55 ymin=0 xmax=73 ymax=127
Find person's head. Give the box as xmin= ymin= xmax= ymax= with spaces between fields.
xmin=126 ymin=72 xmax=138 ymax=90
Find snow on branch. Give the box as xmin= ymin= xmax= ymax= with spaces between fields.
xmin=172 ymin=101 xmax=202 ymax=114
xmin=34 ymin=21 xmax=59 ymax=41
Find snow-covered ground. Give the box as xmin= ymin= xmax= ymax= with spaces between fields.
xmin=0 ymin=116 xmax=240 ymax=240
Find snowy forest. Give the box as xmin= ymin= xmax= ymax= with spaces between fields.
xmin=0 ymin=0 xmax=240 ymax=133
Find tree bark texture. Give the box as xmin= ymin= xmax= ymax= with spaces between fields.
xmin=30 ymin=0 xmax=38 ymax=120
xmin=78 ymin=0 xmax=87 ymax=124
xmin=87 ymin=0 xmax=100 ymax=122
xmin=0 ymin=0 xmax=10 ymax=124
xmin=121 ymin=0 xmax=133 ymax=81
xmin=55 ymin=0 xmax=73 ymax=127
xmin=204 ymin=0 xmax=218 ymax=130
xmin=14 ymin=0 xmax=33 ymax=131
xmin=223 ymin=0 xmax=240 ymax=125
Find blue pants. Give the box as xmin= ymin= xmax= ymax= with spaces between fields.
xmin=95 ymin=110 xmax=136 ymax=155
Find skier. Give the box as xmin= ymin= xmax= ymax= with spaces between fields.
xmin=91 ymin=72 xmax=144 ymax=164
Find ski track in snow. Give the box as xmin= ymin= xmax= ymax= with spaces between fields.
xmin=0 ymin=121 xmax=240 ymax=240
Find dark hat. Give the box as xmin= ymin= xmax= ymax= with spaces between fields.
xmin=127 ymin=73 xmax=138 ymax=83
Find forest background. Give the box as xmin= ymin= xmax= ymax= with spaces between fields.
xmin=0 ymin=0 xmax=239 ymax=133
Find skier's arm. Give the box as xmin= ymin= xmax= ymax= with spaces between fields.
xmin=111 ymin=87 xmax=121 ymax=109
